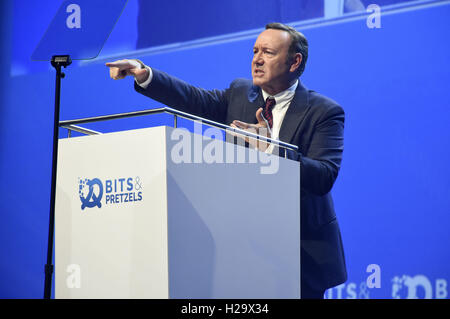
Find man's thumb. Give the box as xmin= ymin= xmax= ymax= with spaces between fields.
xmin=256 ymin=108 xmax=267 ymax=126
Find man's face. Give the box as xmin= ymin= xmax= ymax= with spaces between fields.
xmin=252 ymin=29 xmax=292 ymax=94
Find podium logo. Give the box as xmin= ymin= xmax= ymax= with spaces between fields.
xmin=78 ymin=176 xmax=143 ymax=211
xmin=79 ymin=178 xmax=103 ymax=210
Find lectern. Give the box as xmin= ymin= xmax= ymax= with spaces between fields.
xmin=55 ymin=123 xmax=300 ymax=298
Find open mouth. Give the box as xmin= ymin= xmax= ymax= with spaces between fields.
xmin=254 ymin=69 xmax=265 ymax=76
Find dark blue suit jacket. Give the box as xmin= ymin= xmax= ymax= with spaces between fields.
xmin=135 ymin=69 xmax=347 ymax=293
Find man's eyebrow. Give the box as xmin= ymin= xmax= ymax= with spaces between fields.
xmin=253 ymin=45 xmax=276 ymax=51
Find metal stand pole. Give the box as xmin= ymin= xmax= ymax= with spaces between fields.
xmin=44 ymin=55 xmax=71 ymax=299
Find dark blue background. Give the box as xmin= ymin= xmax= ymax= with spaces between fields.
xmin=1 ymin=0 xmax=449 ymax=298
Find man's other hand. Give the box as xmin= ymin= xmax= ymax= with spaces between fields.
xmin=230 ymin=108 xmax=271 ymax=152
xmin=105 ymin=59 xmax=149 ymax=83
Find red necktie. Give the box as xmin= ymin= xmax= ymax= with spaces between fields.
xmin=262 ymin=97 xmax=276 ymax=128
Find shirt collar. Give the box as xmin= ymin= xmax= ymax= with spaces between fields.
xmin=261 ymin=80 xmax=298 ymax=108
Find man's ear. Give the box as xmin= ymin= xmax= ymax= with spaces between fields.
xmin=289 ymin=53 xmax=302 ymax=73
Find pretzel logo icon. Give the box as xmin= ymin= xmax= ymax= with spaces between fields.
xmin=78 ymin=178 xmax=103 ymax=210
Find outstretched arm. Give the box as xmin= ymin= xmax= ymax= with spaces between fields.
xmin=106 ymin=59 xmax=230 ymax=123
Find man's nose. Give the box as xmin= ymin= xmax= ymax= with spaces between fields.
xmin=253 ymin=52 xmax=264 ymax=65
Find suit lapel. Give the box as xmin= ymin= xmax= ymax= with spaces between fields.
xmin=245 ymin=84 xmax=264 ymax=123
xmin=278 ymin=81 xmax=310 ymax=144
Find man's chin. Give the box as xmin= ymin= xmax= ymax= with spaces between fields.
xmin=252 ymin=78 xmax=264 ymax=87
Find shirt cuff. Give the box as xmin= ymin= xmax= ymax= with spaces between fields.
xmin=135 ymin=65 xmax=153 ymax=89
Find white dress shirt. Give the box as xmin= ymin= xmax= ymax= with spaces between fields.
xmin=261 ymin=80 xmax=298 ymax=154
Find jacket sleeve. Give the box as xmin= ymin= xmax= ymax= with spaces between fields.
xmin=299 ymin=104 xmax=345 ymax=196
xmin=134 ymin=68 xmax=230 ymax=124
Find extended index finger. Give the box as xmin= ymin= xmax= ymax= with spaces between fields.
xmin=105 ymin=60 xmax=132 ymax=69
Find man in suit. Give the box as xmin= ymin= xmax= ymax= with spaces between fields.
xmin=106 ymin=22 xmax=347 ymax=299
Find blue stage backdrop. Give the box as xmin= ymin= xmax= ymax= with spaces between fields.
xmin=0 ymin=0 xmax=449 ymax=298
